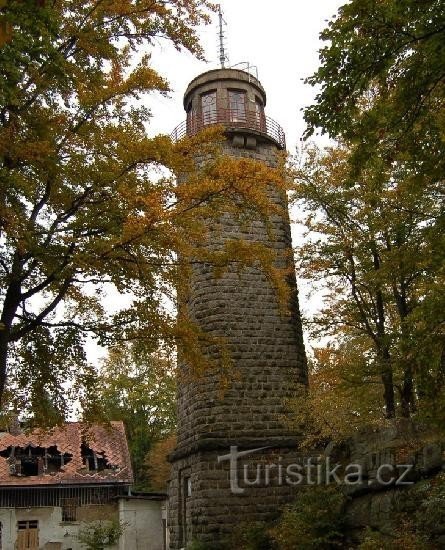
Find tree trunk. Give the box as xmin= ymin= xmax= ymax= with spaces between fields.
xmin=380 ymin=348 xmax=395 ymax=418
xmin=0 ymin=277 xmax=21 ymax=408
xmin=400 ymin=364 xmax=414 ymax=417
xmin=0 ymin=329 xmax=10 ymax=409
xmin=372 ymin=248 xmax=395 ymax=418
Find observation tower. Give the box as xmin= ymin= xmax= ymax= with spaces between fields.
xmin=168 ymin=65 xmax=307 ymax=548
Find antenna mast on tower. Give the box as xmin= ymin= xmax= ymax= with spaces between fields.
xmin=217 ymin=5 xmax=229 ymax=68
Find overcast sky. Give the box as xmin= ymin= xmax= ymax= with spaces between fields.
xmin=147 ymin=0 xmax=344 ymax=149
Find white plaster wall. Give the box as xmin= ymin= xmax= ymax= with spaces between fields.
xmin=0 ymin=508 xmax=15 ymax=549
xmin=0 ymin=506 xmax=119 ymax=550
xmin=118 ymin=499 xmax=165 ymax=550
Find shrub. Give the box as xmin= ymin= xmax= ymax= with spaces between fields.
xmin=270 ymin=486 xmax=346 ymax=550
xmin=186 ymin=540 xmax=215 ymax=550
xmin=236 ymin=522 xmax=275 ymax=550
xmin=77 ymin=520 xmax=125 ymax=550
xmin=415 ymin=473 xmax=445 ymax=540
xmin=358 ymin=524 xmax=429 ymax=550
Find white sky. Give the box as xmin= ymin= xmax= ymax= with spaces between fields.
xmin=148 ymin=0 xmax=343 ymax=150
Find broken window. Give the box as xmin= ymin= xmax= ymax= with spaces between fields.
xmin=81 ymin=442 xmax=116 ymax=472
xmin=0 ymin=446 xmax=72 ymax=477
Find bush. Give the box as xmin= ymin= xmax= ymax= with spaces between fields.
xmin=186 ymin=540 xmax=215 ymax=550
xmin=415 ymin=473 xmax=445 ymax=540
xmin=77 ymin=520 xmax=125 ymax=550
xmin=236 ymin=522 xmax=275 ymax=550
xmin=270 ymin=486 xmax=346 ymax=550
xmin=358 ymin=525 xmax=429 ymax=550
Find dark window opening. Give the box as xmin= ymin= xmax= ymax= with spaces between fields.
xmin=186 ymin=101 xmax=196 ymax=134
xmin=17 ymin=521 xmax=38 ymax=530
xmin=0 ymin=446 xmax=72 ymax=477
xmin=185 ymin=476 xmax=192 ymax=498
xmin=61 ymin=498 xmax=78 ymax=522
xmin=181 ymin=475 xmax=191 ymax=547
xmin=21 ymin=458 xmax=38 ymax=477
xmin=81 ymin=443 xmax=115 ymax=472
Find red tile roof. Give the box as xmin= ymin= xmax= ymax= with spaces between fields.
xmin=0 ymin=421 xmax=133 ymax=486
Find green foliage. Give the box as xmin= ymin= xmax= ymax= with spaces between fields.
xmin=357 ymin=526 xmax=428 ymax=550
xmin=358 ymin=529 xmax=395 ymax=550
xmin=96 ymin=342 xmax=176 ymax=489
xmin=77 ymin=520 xmax=125 ymax=550
xmin=357 ymin=474 xmax=445 ymax=548
xmin=296 ymin=0 xmax=445 ymax=425
xmin=414 ymin=473 xmax=445 ymax=540
xmin=0 ymin=0 xmax=214 ymax=417
xmin=270 ymin=486 xmax=346 ymax=549
xmin=0 ymin=0 xmax=288 ymax=424
xmin=186 ymin=541 xmax=215 ymax=550
xmin=293 ymin=141 xmax=444 ymax=421
xmin=235 ymin=522 xmax=275 ymax=550
xmin=304 ymin=0 xmax=445 ymax=180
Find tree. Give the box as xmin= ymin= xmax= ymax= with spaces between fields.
xmin=304 ymin=0 xmax=445 ymax=179
xmin=145 ymin=433 xmax=176 ymax=491
xmin=292 ymin=143 xmax=444 ymax=419
xmin=297 ymin=0 xmax=445 ymax=423
xmin=0 ymin=0 xmax=289 ymax=421
xmin=97 ymin=343 xmax=176 ymax=489
xmin=290 ymin=340 xmax=385 ymax=447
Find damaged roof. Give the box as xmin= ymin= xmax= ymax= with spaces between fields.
xmin=0 ymin=421 xmax=133 ymax=486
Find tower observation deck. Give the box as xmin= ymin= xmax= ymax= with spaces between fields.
xmin=170 ymin=68 xmax=286 ymax=149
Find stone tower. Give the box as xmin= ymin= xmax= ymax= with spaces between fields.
xmin=168 ymin=68 xmax=307 ymax=549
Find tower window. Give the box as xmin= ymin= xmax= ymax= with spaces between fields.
xmin=255 ymin=98 xmax=266 ymax=131
xmin=201 ymin=91 xmax=217 ymax=124
xmin=186 ymin=101 xmax=196 ymax=134
xmin=228 ymin=90 xmax=246 ymax=123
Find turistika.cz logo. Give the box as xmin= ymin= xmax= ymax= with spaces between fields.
xmin=217 ymin=446 xmax=414 ymax=494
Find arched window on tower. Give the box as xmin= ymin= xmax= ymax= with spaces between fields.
xmin=228 ymin=90 xmax=246 ymax=123
xmin=201 ymin=91 xmax=217 ymax=125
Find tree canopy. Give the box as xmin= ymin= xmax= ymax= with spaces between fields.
xmin=293 ymin=143 xmax=444 ymax=424
xmin=305 ymin=0 xmax=445 ymax=164
xmin=96 ymin=343 xmax=176 ymax=489
xmin=296 ymin=0 xmax=445 ymax=428
xmin=0 ymin=0 xmax=288 ymax=423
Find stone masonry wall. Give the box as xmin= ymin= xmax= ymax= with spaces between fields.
xmin=168 ymin=137 xmax=307 ymax=549
xmin=175 ymin=142 xmax=306 ymax=451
